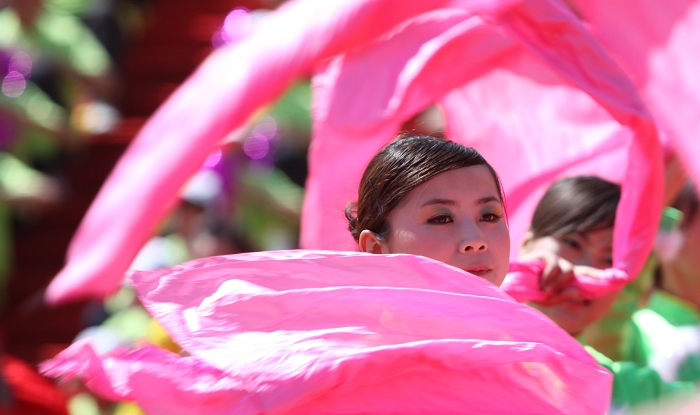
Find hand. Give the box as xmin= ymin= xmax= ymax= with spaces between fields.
xmin=519 ymin=249 xmax=587 ymax=305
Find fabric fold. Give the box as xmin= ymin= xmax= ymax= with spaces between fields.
xmin=43 ymin=251 xmax=612 ymax=414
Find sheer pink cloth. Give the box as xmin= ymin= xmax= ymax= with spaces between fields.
xmin=45 ymin=0 xmax=509 ymax=305
xmin=45 ymin=0 xmax=661 ymax=306
xmin=503 ymin=261 xmax=628 ymax=302
xmin=438 ymin=57 xmax=636 ymax=299
xmin=303 ymin=1 xmax=661 ymax=298
xmin=569 ymin=0 xmax=700 ymax=193
xmin=42 ymin=251 xmax=612 ymax=414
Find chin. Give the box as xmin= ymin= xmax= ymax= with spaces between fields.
xmin=489 ymin=274 xmax=506 ymax=287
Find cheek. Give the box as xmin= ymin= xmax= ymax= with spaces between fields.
xmin=491 ymin=226 xmax=511 ymax=260
xmin=554 ymin=246 xmax=583 ymax=265
xmin=386 ymin=228 xmax=444 ymax=256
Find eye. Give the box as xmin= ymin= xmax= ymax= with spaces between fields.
xmin=481 ymin=213 xmax=503 ymax=223
xmin=562 ymin=237 xmax=581 ymax=250
xmin=428 ymin=214 xmax=453 ymax=224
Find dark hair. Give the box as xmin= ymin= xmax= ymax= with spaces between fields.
xmin=672 ymin=181 xmax=699 ymax=230
xmin=345 ymin=135 xmax=504 ymax=242
xmin=530 ymin=176 xmax=621 ymax=239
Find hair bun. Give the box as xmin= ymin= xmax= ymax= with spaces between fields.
xmin=344 ymin=203 xmax=359 ymax=241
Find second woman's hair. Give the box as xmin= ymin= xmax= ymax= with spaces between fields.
xmin=345 ymin=135 xmax=504 ymax=242
xmin=530 ymin=176 xmax=621 ymax=239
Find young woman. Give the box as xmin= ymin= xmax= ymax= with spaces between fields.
xmin=520 ymin=176 xmax=695 ymax=411
xmin=346 ymin=134 xmax=578 ymax=296
xmin=519 ymin=176 xmax=621 ymax=336
xmin=345 ymin=134 xmax=510 ymax=286
xmin=42 ymin=135 xmax=612 ymax=414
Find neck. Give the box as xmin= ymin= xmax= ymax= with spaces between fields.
xmin=659 ymin=261 xmax=700 ymax=309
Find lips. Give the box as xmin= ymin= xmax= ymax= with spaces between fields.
xmin=463 ymin=266 xmax=491 ymax=277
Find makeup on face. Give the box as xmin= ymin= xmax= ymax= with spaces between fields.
xmin=381 ymin=166 xmax=511 ymax=286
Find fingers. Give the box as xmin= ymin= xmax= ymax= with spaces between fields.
xmin=532 ymin=264 xmax=602 ymax=305
xmin=525 ymin=249 xmax=575 ymax=293
xmin=541 ymin=257 xmax=575 ymax=293
xmin=572 ymin=265 xmax=601 ymax=279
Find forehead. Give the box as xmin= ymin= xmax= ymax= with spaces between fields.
xmin=402 ymin=165 xmax=500 ymax=205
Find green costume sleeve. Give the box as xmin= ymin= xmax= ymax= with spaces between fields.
xmin=624 ymin=292 xmax=700 ymax=383
xmin=586 ymin=346 xmax=696 ymax=410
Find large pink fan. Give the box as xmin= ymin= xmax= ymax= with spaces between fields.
xmin=42 ymin=251 xmax=612 ymax=414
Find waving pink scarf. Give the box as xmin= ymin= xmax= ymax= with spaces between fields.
xmin=44 ymin=0 xmax=661 ymax=306
xmin=569 ymin=0 xmax=700 ymax=189
xmin=42 ymin=251 xmax=612 ymax=414
xmin=438 ymin=57 xmax=639 ymax=300
xmin=46 ymin=0 xmax=499 ymax=304
xmin=304 ymin=1 xmax=662 ymax=299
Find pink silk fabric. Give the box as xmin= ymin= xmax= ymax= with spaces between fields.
xmin=44 ymin=0 xmax=662 ymax=305
xmin=569 ymin=0 xmax=700 ymax=193
xmin=42 ymin=251 xmax=612 ymax=414
xmin=503 ymin=261 xmax=628 ymax=302
xmin=303 ymin=0 xmax=662 ymax=297
xmin=440 ymin=56 xmax=632 ymax=259
xmin=45 ymin=0 xmax=516 ymax=304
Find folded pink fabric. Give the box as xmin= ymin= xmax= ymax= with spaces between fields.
xmin=304 ymin=0 xmax=661 ymax=294
xmin=440 ymin=56 xmax=631 ymax=259
xmin=42 ymin=251 xmax=612 ymax=414
xmin=44 ymin=0 xmax=662 ymax=306
xmin=45 ymin=0 xmax=499 ymax=305
xmin=570 ymin=0 xmax=700 ymax=192
xmin=503 ymin=260 xmax=629 ymax=302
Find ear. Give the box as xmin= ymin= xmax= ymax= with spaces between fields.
xmin=519 ymin=229 xmax=535 ymax=255
xmin=359 ymin=230 xmax=387 ymax=254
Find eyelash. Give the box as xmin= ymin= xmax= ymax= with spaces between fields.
xmin=427 ymin=214 xmax=454 ymax=224
xmin=428 ymin=213 xmax=504 ymax=224
xmin=562 ymin=238 xmax=581 ymax=250
xmin=481 ymin=213 xmax=503 ymax=223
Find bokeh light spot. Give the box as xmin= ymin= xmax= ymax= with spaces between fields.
xmin=2 ymin=71 xmax=26 ymax=98
xmin=9 ymin=51 xmax=32 ymax=76
xmin=243 ymin=132 xmax=270 ymax=160
xmin=255 ymin=116 xmax=278 ymax=138
xmin=221 ymin=9 xmax=252 ymax=43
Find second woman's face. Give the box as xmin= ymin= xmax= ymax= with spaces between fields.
xmin=381 ymin=166 xmax=510 ymax=286
xmin=524 ymin=228 xmax=617 ymax=335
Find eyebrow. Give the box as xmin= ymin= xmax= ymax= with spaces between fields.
xmin=420 ymin=196 xmax=501 ymax=208
xmin=476 ymin=196 xmax=501 ymax=205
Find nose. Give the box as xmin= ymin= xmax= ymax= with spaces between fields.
xmin=458 ymin=224 xmax=488 ymax=253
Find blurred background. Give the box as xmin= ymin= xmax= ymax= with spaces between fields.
xmin=0 ymin=0 xmax=319 ymax=370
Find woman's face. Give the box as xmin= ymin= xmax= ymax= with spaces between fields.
xmin=523 ymin=228 xmax=618 ymax=335
xmin=364 ymin=166 xmax=510 ymax=286
xmin=526 ymin=229 xmax=614 ymax=270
